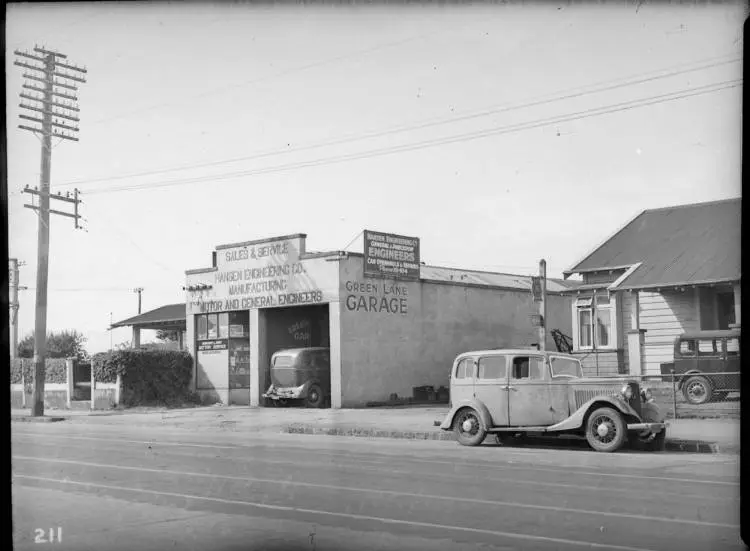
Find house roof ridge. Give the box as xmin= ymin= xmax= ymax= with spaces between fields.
xmin=642 ymin=197 xmax=741 ymax=214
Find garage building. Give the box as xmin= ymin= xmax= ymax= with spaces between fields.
xmin=185 ymin=233 xmax=576 ymax=408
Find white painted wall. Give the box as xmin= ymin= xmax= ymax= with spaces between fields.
xmin=640 ymin=289 xmax=699 ymax=375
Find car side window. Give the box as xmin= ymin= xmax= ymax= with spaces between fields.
xmin=455 ymin=358 xmax=474 ymax=379
xmin=679 ymin=340 xmax=696 ymax=356
xmin=726 ymin=337 xmax=739 ymax=355
xmin=512 ymin=356 xmax=544 ymax=380
xmin=698 ymin=339 xmax=718 ymax=355
xmin=477 ymin=356 xmax=507 ymax=380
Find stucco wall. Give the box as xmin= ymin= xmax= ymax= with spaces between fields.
xmin=338 ymin=257 xmax=573 ymax=406
xmin=184 ymin=235 xmax=340 ymax=404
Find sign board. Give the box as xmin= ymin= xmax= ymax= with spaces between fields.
xmin=531 ymin=276 xmax=543 ymax=302
xmin=198 ymin=339 xmax=228 ymax=352
xmin=363 ymin=230 xmax=420 ymax=281
xmin=186 ymin=236 xmax=338 ymax=315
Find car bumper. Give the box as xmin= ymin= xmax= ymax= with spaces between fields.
xmin=263 ymin=384 xmax=306 ymax=400
xmin=627 ymin=422 xmax=666 ymax=434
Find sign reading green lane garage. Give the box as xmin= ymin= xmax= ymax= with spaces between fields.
xmin=363 ymin=230 xmax=420 ymax=281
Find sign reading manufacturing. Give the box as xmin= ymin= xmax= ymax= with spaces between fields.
xmin=364 ymin=230 xmax=420 ymax=281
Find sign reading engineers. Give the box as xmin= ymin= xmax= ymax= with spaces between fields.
xmin=363 ymin=230 xmax=420 ymax=281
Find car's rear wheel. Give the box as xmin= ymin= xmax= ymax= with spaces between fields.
xmin=683 ymin=375 xmax=713 ymax=405
xmin=305 ymin=384 xmax=325 ymax=408
xmin=453 ymin=407 xmax=486 ymax=446
xmin=585 ymin=407 xmax=627 ymax=452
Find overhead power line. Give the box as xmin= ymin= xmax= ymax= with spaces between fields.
xmin=79 ymin=78 xmax=741 ymax=196
xmin=57 ymin=53 xmax=740 ymax=189
xmin=85 ymin=32 xmax=432 ymax=128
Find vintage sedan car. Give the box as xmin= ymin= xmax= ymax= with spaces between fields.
xmin=262 ymin=347 xmax=330 ymax=408
xmin=659 ymin=329 xmax=740 ymax=405
xmin=439 ymin=349 xmax=666 ymax=452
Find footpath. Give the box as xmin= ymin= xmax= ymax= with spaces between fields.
xmin=10 ymin=405 xmax=740 ymax=454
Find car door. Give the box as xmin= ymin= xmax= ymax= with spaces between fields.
xmin=507 ymin=354 xmax=553 ymax=427
xmin=722 ymin=337 xmax=740 ymax=391
xmin=473 ymin=355 xmax=510 ymax=427
xmin=451 ymin=356 xmax=476 ymax=404
xmin=674 ymin=339 xmax=697 ymax=376
xmin=697 ymin=337 xmax=723 ymax=389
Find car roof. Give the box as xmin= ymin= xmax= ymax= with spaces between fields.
xmin=272 ymin=347 xmax=330 ymax=356
xmin=678 ymin=329 xmax=741 ymax=339
xmin=455 ymin=349 xmax=578 ymax=359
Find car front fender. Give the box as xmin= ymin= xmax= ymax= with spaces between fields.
xmin=546 ymin=396 xmax=640 ymax=433
xmin=439 ymin=399 xmax=493 ymax=431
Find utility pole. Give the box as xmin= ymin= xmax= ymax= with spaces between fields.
xmin=133 ymin=287 xmax=144 ymax=314
xmin=8 ymin=259 xmax=28 ymax=360
xmin=15 ymin=45 xmax=87 ymax=417
xmin=538 ymin=259 xmax=547 ymax=352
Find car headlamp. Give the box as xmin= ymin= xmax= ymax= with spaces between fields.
xmin=621 ymin=384 xmax=633 ymax=400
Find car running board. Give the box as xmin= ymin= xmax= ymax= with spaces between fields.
xmin=488 ymin=426 xmax=551 ymax=433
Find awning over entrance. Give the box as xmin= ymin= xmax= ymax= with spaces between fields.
xmin=111 ymin=303 xmax=186 ymax=349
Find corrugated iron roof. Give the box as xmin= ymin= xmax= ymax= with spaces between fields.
xmin=420 ymin=265 xmax=579 ymax=293
xmin=566 ymin=198 xmax=740 ymax=289
xmin=111 ymin=303 xmax=186 ymax=329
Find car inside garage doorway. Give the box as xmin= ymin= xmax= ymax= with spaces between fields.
xmin=260 ymin=304 xmax=330 ymax=407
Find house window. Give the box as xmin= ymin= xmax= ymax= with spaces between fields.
xmin=574 ymin=294 xmax=616 ymax=350
xmin=596 ymin=295 xmax=612 ymax=348
xmin=576 ymin=298 xmax=593 ymax=348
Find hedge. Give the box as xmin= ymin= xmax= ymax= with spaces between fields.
xmin=10 ymin=358 xmax=68 ymax=384
xmin=92 ymin=349 xmax=195 ymax=407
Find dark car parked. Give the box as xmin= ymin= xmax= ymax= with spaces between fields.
xmin=660 ymin=329 xmax=740 ymax=404
xmin=262 ymin=347 xmax=331 ymax=408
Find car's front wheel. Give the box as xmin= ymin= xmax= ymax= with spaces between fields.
xmin=453 ymin=407 xmax=487 ymax=446
xmin=585 ymin=407 xmax=627 ymax=452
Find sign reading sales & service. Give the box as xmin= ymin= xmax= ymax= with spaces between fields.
xmin=363 ymin=230 xmax=420 ymax=281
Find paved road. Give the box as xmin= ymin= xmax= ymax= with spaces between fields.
xmin=11 ymin=422 xmax=743 ymax=551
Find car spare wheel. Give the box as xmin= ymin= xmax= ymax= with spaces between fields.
xmin=305 ymin=384 xmax=325 ymax=408
xmin=453 ymin=407 xmax=487 ymax=446
xmin=585 ymin=407 xmax=627 ymax=452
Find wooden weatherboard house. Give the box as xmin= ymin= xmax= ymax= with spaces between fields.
xmin=562 ymin=198 xmax=740 ymax=377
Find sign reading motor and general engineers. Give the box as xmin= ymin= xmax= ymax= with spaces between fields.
xmin=363 ymin=230 xmax=420 ymax=281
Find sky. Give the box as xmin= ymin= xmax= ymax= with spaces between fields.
xmin=5 ymin=2 xmax=745 ymax=355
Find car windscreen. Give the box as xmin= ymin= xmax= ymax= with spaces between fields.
xmin=549 ymin=357 xmax=582 ymax=378
xmin=273 ymin=355 xmax=295 ymax=368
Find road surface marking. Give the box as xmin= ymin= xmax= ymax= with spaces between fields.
xmin=11 ymin=435 xmax=735 ymax=502
xmin=13 ymin=474 xmax=666 ymax=551
xmin=12 ymin=431 xmax=738 ymax=487
xmin=13 ymin=456 xmax=739 ymax=529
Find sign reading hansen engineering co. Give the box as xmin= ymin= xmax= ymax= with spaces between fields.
xmin=363 ymin=230 xmax=420 ymax=281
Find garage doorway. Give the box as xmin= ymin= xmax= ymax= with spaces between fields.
xmin=259 ymin=304 xmax=330 ymax=405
